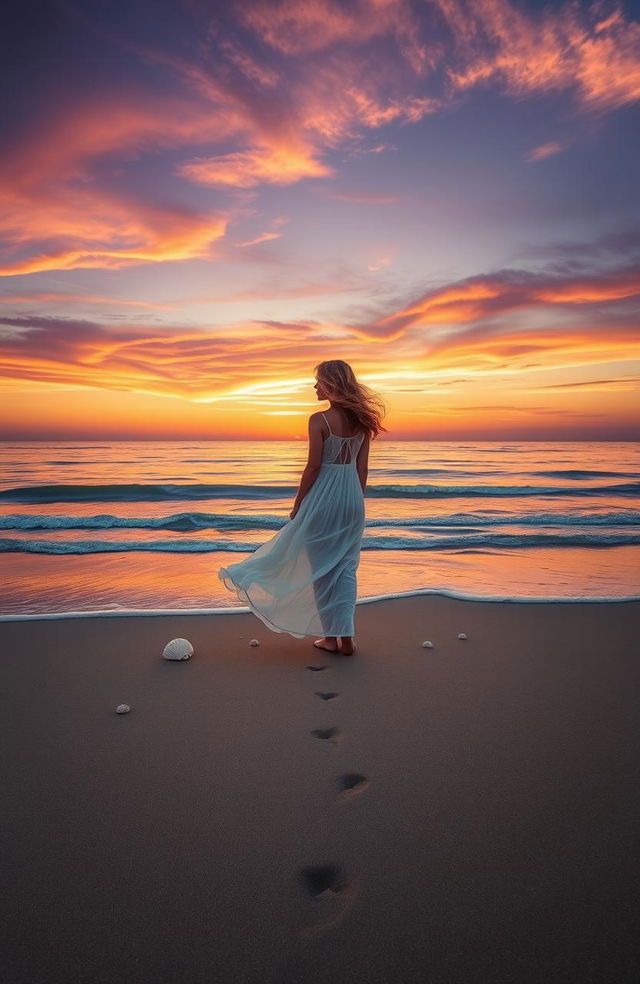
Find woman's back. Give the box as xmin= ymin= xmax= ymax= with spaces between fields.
xmin=321 ymin=407 xmax=363 ymax=439
xmin=320 ymin=411 xmax=365 ymax=465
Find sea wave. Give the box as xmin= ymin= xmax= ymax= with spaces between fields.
xmin=1 ymin=480 xmax=639 ymax=504
xmin=2 ymin=587 xmax=639 ymax=621
xmin=2 ymin=532 xmax=639 ymax=554
xmin=533 ymin=469 xmax=639 ymax=480
xmin=1 ymin=510 xmax=639 ymax=532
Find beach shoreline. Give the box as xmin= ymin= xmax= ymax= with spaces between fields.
xmin=2 ymin=594 xmax=638 ymax=983
xmin=2 ymin=583 xmax=639 ymax=622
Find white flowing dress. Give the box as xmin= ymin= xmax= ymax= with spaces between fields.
xmin=219 ymin=414 xmax=366 ymax=638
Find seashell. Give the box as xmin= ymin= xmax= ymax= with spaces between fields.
xmin=249 ymin=639 xmax=260 ymax=647
xmin=163 ymin=638 xmax=193 ymax=661
xmin=115 ymin=703 xmax=131 ymax=714
xmin=422 ymin=640 xmax=434 ymax=648
xmin=457 ymin=632 xmax=468 ymax=640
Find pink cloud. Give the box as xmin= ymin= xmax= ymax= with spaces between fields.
xmin=234 ymin=231 xmax=283 ymax=248
xmin=173 ymin=46 xmax=440 ymax=191
xmin=218 ymin=39 xmax=281 ymax=87
xmin=524 ymin=141 xmax=566 ymax=162
xmin=239 ymin=0 xmax=430 ymax=72
xmin=0 ymin=290 xmax=175 ymax=310
xmin=239 ymin=0 xmax=640 ymax=117
xmin=0 ymin=96 xmax=228 ymax=277
xmin=179 ymin=146 xmax=332 ymax=188
xmin=0 ymin=314 xmax=348 ymax=397
xmin=360 ymin=262 xmax=640 ymax=339
xmin=434 ymin=0 xmax=640 ymax=114
xmin=0 ymin=207 xmax=227 ymax=277
xmin=295 ymin=54 xmax=443 ymax=143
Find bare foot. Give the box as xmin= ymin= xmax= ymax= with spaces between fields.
xmin=339 ymin=636 xmax=356 ymax=656
xmin=313 ymin=637 xmax=339 ymax=652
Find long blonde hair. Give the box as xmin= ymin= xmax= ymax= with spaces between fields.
xmin=314 ymin=360 xmax=386 ymax=439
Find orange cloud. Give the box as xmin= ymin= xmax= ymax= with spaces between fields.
xmin=234 ymin=232 xmax=283 ymax=248
xmin=240 ymin=0 xmax=429 ymax=72
xmin=297 ymin=58 xmax=442 ymax=142
xmin=0 ymin=316 xmax=329 ymax=399
xmin=166 ymin=12 xmax=441 ymax=186
xmin=239 ymin=0 xmax=640 ymax=120
xmin=0 ymin=290 xmax=175 ymax=310
xmin=368 ymin=282 xmax=506 ymax=337
xmin=179 ymin=146 xmax=331 ymax=188
xmin=0 ymin=216 xmax=227 ymax=277
xmin=343 ymin=90 xmax=437 ymax=127
xmin=1 ymin=97 xmax=222 ymax=193
xmin=537 ymin=375 xmax=640 ymax=391
xmin=174 ymin=50 xmax=439 ymax=190
xmin=534 ymin=273 xmax=640 ymax=303
xmin=435 ymin=0 xmax=640 ymax=114
xmin=422 ymin=325 xmax=639 ymax=377
xmin=524 ymin=141 xmax=566 ymax=162
xmin=364 ymin=264 xmax=640 ymax=338
xmin=219 ymin=39 xmax=281 ymax=87
xmin=0 ymin=97 xmax=229 ymax=277
xmin=367 ymin=256 xmax=393 ymax=272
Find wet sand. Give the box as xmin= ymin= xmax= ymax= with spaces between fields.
xmin=1 ymin=595 xmax=638 ymax=983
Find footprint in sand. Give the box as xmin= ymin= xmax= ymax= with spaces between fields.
xmin=297 ymin=865 xmax=358 ymax=937
xmin=299 ymin=864 xmax=346 ymax=899
xmin=338 ymin=773 xmax=369 ymax=796
xmin=310 ymin=727 xmax=340 ymax=743
xmin=315 ymin=691 xmax=339 ymax=701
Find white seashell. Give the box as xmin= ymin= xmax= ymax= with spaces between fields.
xmin=422 ymin=641 xmax=434 ymax=649
xmin=457 ymin=632 xmax=468 ymax=640
xmin=115 ymin=703 xmax=131 ymax=714
xmin=163 ymin=638 xmax=193 ymax=661
xmin=249 ymin=639 xmax=260 ymax=647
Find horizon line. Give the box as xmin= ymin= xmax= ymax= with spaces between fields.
xmin=1 ymin=437 xmax=638 ymax=444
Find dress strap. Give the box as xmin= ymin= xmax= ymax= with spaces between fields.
xmin=321 ymin=412 xmax=332 ymax=435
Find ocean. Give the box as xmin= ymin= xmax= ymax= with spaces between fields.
xmin=1 ymin=440 xmax=638 ymax=616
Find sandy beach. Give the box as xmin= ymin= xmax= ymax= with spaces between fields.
xmin=1 ymin=594 xmax=638 ymax=984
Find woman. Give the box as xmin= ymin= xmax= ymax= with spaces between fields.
xmin=219 ymin=360 xmax=386 ymax=655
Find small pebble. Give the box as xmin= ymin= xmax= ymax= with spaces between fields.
xmin=115 ymin=704 xmax=131 ymax=714
xmin=422 ymin=640 xmax=434 ymax=649
xmin=458 ymin=632 xmax=468 ymax=640
xmin=249 ymin=639 xmax=260 ymax=647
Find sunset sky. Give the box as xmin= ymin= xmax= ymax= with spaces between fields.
xmin=1 ymin=0 xmax=639 ymax=440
